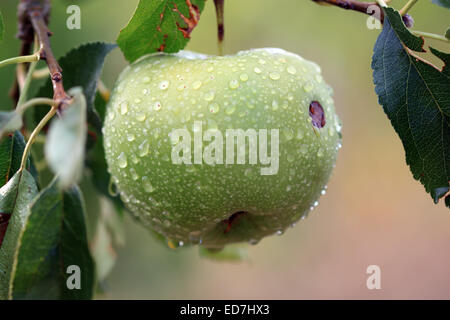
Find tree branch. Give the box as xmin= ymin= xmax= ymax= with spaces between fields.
xmin=312 ymin=0 xmax=384 ymax=21
xmin=18 ymin=0 xmax=71 ymax=111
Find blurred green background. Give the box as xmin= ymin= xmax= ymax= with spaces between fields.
xmin=1 ymin=0 xmax=450 ymax=299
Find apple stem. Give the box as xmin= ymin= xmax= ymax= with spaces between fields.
xmin=214 ymin=0 xmax=225 ymax=56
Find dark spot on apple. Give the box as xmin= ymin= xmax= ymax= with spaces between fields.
xmin=309 ymin=101 xmax=326 ymax=129
xmin=223 ymin=211 xmax=248 ymax=234
xmin=0 ymin=212 xmax=11 ymax=248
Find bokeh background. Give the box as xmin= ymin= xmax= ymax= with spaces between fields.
xmin=1 ymin=0 xmax=450 ymax=299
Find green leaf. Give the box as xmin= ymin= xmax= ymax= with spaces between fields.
xmin=0 ymin=11 xmax=4 ymax=43
xmin=0 ymin=170 xmax=38 ymax=300
xmin=446 ymin=28 xmax=450 ymax=40
xmin=45 ymin=88 xmax=87 ymax=189
xmin=0 ymin=111 xmax=23 ymax=138
xmin=8 ymin=177 xmax=94 ymax=299
xmin=372 ymin=8 xmax=450 ymax=205
xmin=34 ymin=42 xmax=116 ymax=131
xmin=117 ymin=0 xmax=206 ymax=62
xmin=199 ymin=245 xmax=249 ymax=262
xmin=0 ymin=132 xmax=26 ymax=187
xmin=432 ymin=0 xmax=450 ymax=9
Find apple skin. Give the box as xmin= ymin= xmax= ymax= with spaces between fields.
xmin=103 ymin=48 xmax=342 ymax=249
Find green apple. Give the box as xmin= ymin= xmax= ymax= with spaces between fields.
xmin=103 ymin=48 xmax=342 ymax=249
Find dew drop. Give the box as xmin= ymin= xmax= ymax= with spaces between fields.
xmin=192 ymin=80 xmax=202 ymax=90
xmin=120 ymin=101 xmax=128 ymax=115
xmin=304 ymin=82 xmax=313 ymax=92
xmin=276 ymin=230 xmax=284 ymax=235
xmin=229 ymin=79 xmax=239 ymax=89
xmin=136 ymin=113 xmax=146 ymax=122
xmin=299 ymin=144 xmax=308 ymax=154
xmin=138 ymin=140 xmax=149 ymax=157
xmin=254 ymin=67 xmax=262 ymax=74
xmin=240 ymin=73 xmax=249 ymax=81
xmin=204 ymin=91 xmax=215 ymax=101
xmin=154 ymin=101 xmax=162 ymax=111
xmin=209 ymin=103 xmax=220 ymax=114
xmin=127 ymin=134 xmax=135 ymax=142
xmin=286 ymin=185 xmax=292 ymax=192
xmin=142 ymin=176 xmax=154 ymax=193
xmin=272 ymin=100 xmax=279 ymax=111
xmin=117 ymin=152 xmax=128 ymax=168
xmin=287 ymin=66 xmax=297 ymax=74
xmin=130 ymin=168 xmax=139 ymax=181
xmin=159 ymin=80 xmax=169 ymax=90
xmin=269 ymin=72 xmax=280 ymax=80
xmin=317 ymin=148 xmax=324 ymax=157
xmin=283 ymin=128 xmax=294 ymax=141
xmin=178 ymin=241 xmax=184 ymax=247
xmin=225 ymin=105 xmax=236 ymax=115
xmin=287 ymin=153 xmax=295 ymax=162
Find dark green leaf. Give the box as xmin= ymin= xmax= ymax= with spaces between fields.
xmin=446 ymin=28 xmax=450 ymax=40
xmin=0 ymin=132 xmax=25 ymax=187
xmin=0 ymin=11 xmax=4 ymax=43
xmin=45 ymin=88 xmax=87 ymax=189
xmin=372 ymin=8 xmax=450 ymax=205
xmin=117 ymin=0 xmax=206 ymax=62
xmin=34 ymin=42 xmax=116 ymax=130
xmin=0 ymin=111 xmax=23 ymax=138
xmin=199 ymin=245 xmax=249 ymax=262
xmin=432 ymin=0 xmax=450 ymax=9
xmin=10 ymin=178 xmax=94 ymax=299
xmin=0 ymin=170 xmax=38 ymax=299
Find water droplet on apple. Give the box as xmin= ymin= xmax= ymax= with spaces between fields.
xmin=204 ymin=91 xmax=215 ymax=101
xmin=229 ymin=79 xmax=239 ymax=89
xmin=287 ymin=66 xmax=297 ymax=74
xmin=154 ymin=101 xmax=162 ymax=111
xmin=120 ymin=101 xmax=128 ymax=115
xmin=225 ymin=105 xmax=236 ymax=115
xmin=254 ymin=67 xmax=262 ymax=74
xmin=192 ymin=80 xmax=202 ymax=90
xmin=136 ymin=113 xmax=146 ymax=122
xmin=159 ymin=80 xmax=169 ymax=90
xmin=117 ymin=152 xmax=128 ymax=168
xmin=272 ymin=100 xmax=279 ymax=111
xmin=240 ymin=73 xmax=249 ymax=81
xmin=142 ymin=176 xmax=154 ymax=193
xmin=130 ymin=168 xmax=139 ymax=180
xmin=138 ymin=140 xmax=149 ymax=157
xmin=209 ymin=103 xmax=220 ymax=114
xmin=304 ymin=82 xmax=313 ymax=92
xmin=268 ymin=71 xmax=280 ymax=80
